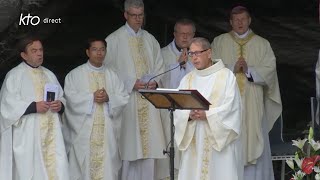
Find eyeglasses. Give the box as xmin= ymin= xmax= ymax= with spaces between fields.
xmin=126 ymin=12 xmax=144 ymax=19
xmin=187 ymin=49 xmax=209 ymax=57
xmin=175 ymin=32 xmax=194 ymax=37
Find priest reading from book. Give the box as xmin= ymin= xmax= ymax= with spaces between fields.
xmin=0 ymin=36 xmax=69 ymax=180
xmin=63 ymin=38 xmax=129 ymax=180
xmin=174 ymin=37 xmax=243 ymax=180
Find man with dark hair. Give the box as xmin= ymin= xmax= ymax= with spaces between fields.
xmin=0 ymin=36 xmax=69 ymax=179
xmin=63 ymin=38 xmax=129 ymax=180
xmin=211 ymin=6 xmax=282 ymax=180
xmin=104 ymin=0 xmax=168 ymax=179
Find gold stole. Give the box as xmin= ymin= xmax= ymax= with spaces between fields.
xmin=228 ymin=31 xmax=255 ymax=96
xmin=88 ymin=71 xmax=106 ymax=180
xmin=129 ymin=36 xmax=150 ymax=158
xmin=29 ymin=68 xmax=57 ymax=180
xmin=186 ymin=69 xmax=228 ymax=180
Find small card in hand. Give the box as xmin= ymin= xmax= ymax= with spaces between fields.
xmin=46 ymin=91 xmax=55 ymax=102
xmin=43 ymin=83 xmax=59 ymax=102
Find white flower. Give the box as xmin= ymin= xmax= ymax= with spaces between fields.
xmin=316 ymin=173 xmax=320 ymax=180
xmin=292 ymin=138 xmax=308 ymax=150
xmin=294 ymin=153 xmax=303 ymax=169
xmin=315 ymin=166 xmax=320 ymax=173
xmin=293 ymin=170 xmax=305 ymax=179
xmin=309 ymin=139 xmax=320 ymax=151
xmin=286 ymin=159 xmax=295 ymax=170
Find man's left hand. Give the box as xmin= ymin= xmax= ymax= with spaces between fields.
xmin=190 ymin=110 xmax=207 ymax=121
xmin=146 ymin=81 xmax=157 ymax=89
xmin=49 ymin=100 xmax=62 ymax=112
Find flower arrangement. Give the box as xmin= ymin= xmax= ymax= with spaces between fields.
xmin=286 ymin=127 xmax=320 ymax=180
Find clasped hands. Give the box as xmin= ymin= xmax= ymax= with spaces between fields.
xmin=189 ymin=110 xmax=207 ymax=121
xmin=36 ymin=100 xmax=62 ymax=113
xmin=94 ymin=88 xmax=109 ymax=103
xmin=234 ymin=57 xmax=248 ymax=73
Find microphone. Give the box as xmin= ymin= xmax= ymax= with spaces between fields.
xmin=145 ymin=61 xmax=186 ymax=89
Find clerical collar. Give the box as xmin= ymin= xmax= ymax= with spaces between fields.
xmin=87 ymin=61 xmax=104 ymax=72
xmin=194 ymin=59 xmax=224 ymax=76
xmin=23 ymin=60 xmax=39 ymax=68
xmin=125 ymin=22 xmax=142 ymax=37
xmin=233 ymin=29 xmax=251 ymax=39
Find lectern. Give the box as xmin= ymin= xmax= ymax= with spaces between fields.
xmin=138 ymin=89 xmax=211 ymax=180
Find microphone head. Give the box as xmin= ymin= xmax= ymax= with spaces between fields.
xmin=179 ymin=61 xmax=186 ymax=66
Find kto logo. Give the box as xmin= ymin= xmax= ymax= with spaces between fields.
xmin=19 ymin=13 xmax=40 ymax=26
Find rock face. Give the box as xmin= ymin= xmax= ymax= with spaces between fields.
xmin=0 ymin=0 xmax=71 ymax=78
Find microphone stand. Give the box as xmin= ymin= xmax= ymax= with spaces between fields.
xmin=143 ymin=61 xmax=186 ymax=180
xmin=145 ymin=61 xmax=186 ymax=89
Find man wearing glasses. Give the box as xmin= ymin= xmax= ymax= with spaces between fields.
xmin=174 ymin=37 xmax=243 ymax=180
xmin=104 ymin=0 xmax=168 ymax=179
xmin=160 ymin=18 xmax=195 ymax=89
xmin=211 ymin=6 xmax=282 ymax=180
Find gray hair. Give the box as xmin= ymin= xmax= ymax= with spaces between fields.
xmin=190 ymin=37 xmax=211 ymax=50
xmin=124 ymin=0 xmax=144 ymax=11
xmin=174 ymin=18 xmax=196 ymax=33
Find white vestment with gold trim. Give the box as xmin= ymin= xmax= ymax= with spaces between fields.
xmin=212 ymin=31 xmax=282 ymax=180
xmin=63 ymin=62 xmax=129 ymax=180
xmin=105 ymin=24 xmax=168 ymax=180
xmin=0 ymin=62 xmax=69 ymax=180
xmin=174 ymin=60 xmax=243 ymax=180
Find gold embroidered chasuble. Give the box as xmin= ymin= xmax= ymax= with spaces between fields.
xmin=29 ymin=68 xmax=57 ymax=180
xmin=128 ymin=36 xmax=150 ymax=157
xmin=105 ymin=25 xmax=167 ymax=164
xmin=212 ymin=32 xmax=282 ymax=165
xmin=88 ymin=71 xmax=107 ymax=180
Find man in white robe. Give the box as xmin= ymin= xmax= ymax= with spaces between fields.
xmin=63 ymin=38 xmax=129 ymax=180
xmin=104 ymin=0 xmax=168 ymax=179
xmin=211 ymin=6 xmax=282 ymax=180
xmin=175 ymin=37 xmax=243 ymax=180
xmin=0 ymin=36 xmax=69 ymax=180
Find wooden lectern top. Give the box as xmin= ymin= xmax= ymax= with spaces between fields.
xmin=138 ymin=89 xmax=211 ymax=110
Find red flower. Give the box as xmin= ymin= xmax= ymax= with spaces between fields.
xmin=302 ymin=155 xmax=320 ymax=174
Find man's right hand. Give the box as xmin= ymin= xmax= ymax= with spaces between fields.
xmin=133 ymin=79 xmax=146 ymax=90
xmin=36 ymin=101 xmax=50 ymax=113
xmin=178 ymin=48 xmax=188 ymax=68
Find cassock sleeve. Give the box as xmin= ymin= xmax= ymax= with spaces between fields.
xmin=174 ymin=74 xmax=196 ymax=151
xmin=205 ymin=72 xmax=242 ymax=152
xmin=63 ymin=69 xmax=94 ymax=152
xmin=0 ymin=71 xmax=32 ymax=132
xmin=251 ymin=40 xmax=282 ymax=131
xmin=106 ymin=69 xmax=129 ymax=118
